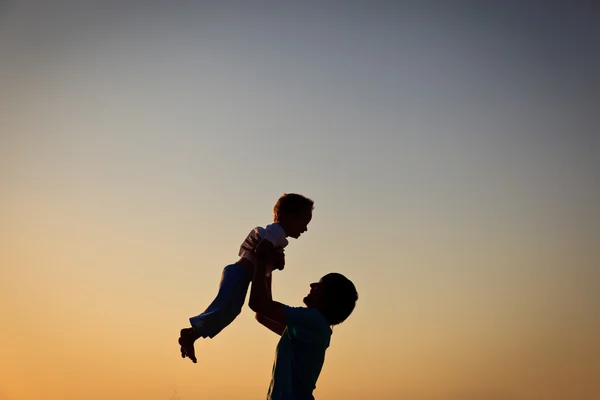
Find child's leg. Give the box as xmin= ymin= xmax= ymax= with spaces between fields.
xmin=189 ymin=263 xmax=251 ymax=337
xmin=180 ymin=263 xmax=251 ymax=362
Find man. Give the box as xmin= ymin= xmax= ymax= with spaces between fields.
xmin=249 ymin=243 xmax=358 ymax=400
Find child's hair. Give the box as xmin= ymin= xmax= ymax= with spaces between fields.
xmin=319 ymin=273 xmax=358 ymax=326
xmin=273 ymin=193 xmax=314 ymax=222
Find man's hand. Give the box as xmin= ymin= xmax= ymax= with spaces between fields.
xmin=255 ymin=238 xmax=277 ymax=265
xmin=273 ymin=249 xmax=285 ymax=270
xmin=248 ymin=236 xmax=284 ymax=270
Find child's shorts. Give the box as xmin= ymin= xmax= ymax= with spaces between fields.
xmin=189 ymin=262 xmax=251 ymax=338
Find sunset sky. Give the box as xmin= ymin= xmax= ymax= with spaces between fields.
xmin=1 ymin=2 xmax=599 ymax=400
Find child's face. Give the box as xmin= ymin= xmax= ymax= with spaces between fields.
xmin=284 ymin=209 xmax=312 ymax=239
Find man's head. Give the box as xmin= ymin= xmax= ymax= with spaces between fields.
xmin=273 ymin=193 xmax=314 ymax=239
xmin=304 ymin=273 xmax=358 ymax=325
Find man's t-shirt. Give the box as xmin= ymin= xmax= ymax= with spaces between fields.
xmin=267 ymin=306 xmax=332 ymax=400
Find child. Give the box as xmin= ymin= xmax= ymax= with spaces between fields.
xmin=179 ymin=193 xmax=314 ymax=363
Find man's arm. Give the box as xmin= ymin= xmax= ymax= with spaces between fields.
xmin=255 ymin=313 xmax=286 ymax=335
xmin=249 ymin=243 xmax=286 ymax=324
xmin=254 ymin=275 xmax=285 ymax=335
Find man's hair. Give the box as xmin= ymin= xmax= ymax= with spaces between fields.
xmin=320 ymin=273 xmax=358 ymax=326
xmin=273 ymin=193 xmax=314 ymax=222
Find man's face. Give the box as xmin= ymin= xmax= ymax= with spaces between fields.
xmin=303 ymin=279 xmax=324 ymax=308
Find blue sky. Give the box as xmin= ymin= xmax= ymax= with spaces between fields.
xmin=1 ymin=2 xmax=599 ymax=399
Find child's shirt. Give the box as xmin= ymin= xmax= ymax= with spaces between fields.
xmin=238 ymin=223 xmax=288 ymax=265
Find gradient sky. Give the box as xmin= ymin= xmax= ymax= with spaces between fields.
xmin=1 ymin=2 xmax=599 ymax=400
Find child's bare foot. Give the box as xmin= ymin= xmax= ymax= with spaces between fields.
xmin=179 ymin=327 xmax=199 ymax=363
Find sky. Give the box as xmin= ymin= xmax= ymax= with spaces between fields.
xmin=1 ymin=1 xmax=599 ymax=399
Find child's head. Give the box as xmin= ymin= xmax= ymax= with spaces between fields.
xmin=273 ymin=193 xmax=314 ymax=239
xmin=303 ymin=273 xmax=358 ymax=326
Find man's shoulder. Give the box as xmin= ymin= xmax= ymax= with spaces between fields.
xmin=283 ymin=306 xmax=332 ymax=346
xmin=284 ymin=306 xmax=330 ymax=327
